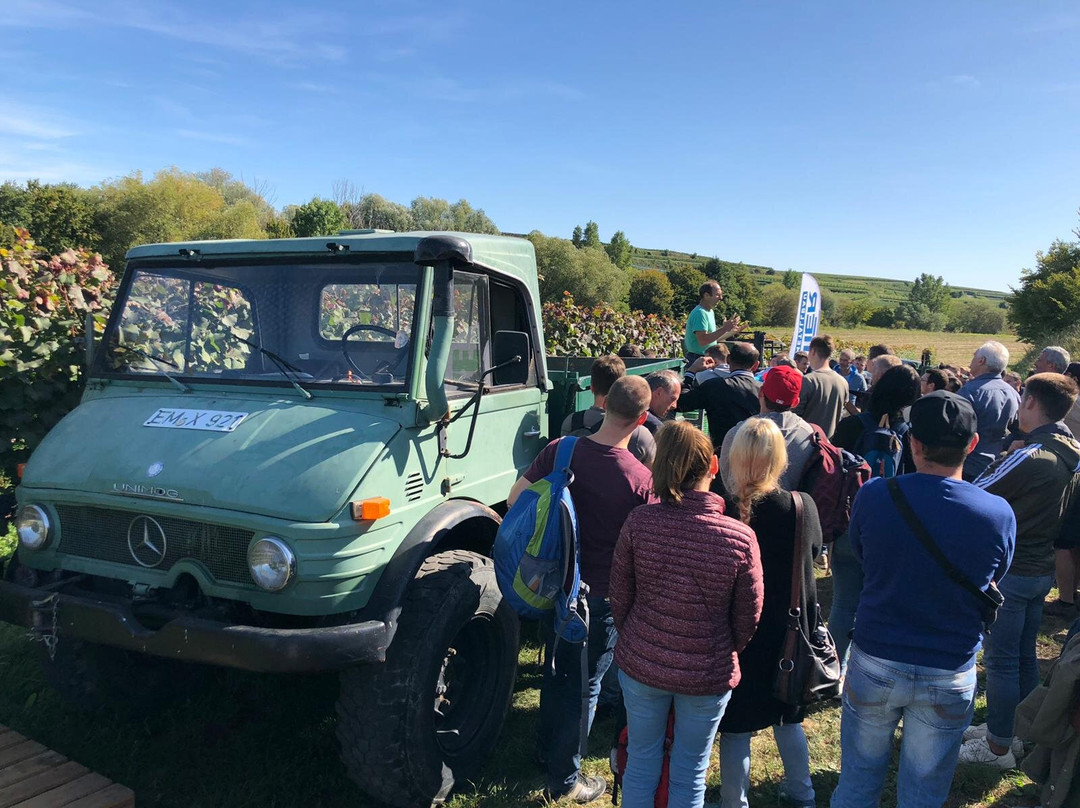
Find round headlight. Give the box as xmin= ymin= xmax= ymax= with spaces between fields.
xmin=248 ymin=538 xmax=295 ymax=592
xmin=16 ymin=505 xmax=50 ymax=550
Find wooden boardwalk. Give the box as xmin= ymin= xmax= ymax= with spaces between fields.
xmin=0 ymin=725 xmax=133 ymax=808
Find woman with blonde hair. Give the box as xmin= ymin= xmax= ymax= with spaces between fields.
xmin=717 ymin=418 xmax=823 ymax=808
xmin=609 ymin=421 xmax=764 ymax=808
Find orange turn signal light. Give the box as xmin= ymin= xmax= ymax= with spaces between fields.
xmin=351 ymin=497 xmax=391 ymax=521
xmin=16 ymin=464 xmax=25 ymax=480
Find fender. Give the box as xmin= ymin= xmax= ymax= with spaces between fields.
xmin=363 ymin=499 xmax=502 ymax=645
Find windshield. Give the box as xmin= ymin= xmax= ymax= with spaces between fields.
xmin=99 ymin=261 xmax=419 ymax=390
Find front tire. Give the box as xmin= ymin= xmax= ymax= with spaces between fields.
xmin=336 ymin=550 xmax=520 ymax=807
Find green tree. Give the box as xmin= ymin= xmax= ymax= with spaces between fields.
xmin=908 ymin=273 xmax=951 ymax=314
xmin=894 ymin=301 xmax=947 ymax=331
xmin=605 ymin=230 xmax=633 ymax=270
xmin=571 ymin=225 xmax=583 ymax=248
xmin=1008 ymin=238 xmax=1080 ymax=345
xmin=528 ymin=232 xmax=630 ymax=307
xmin=352 ymin=193 xmax=414 ymax=231
xmin=760 ymin=284 xmax=799 ymax=326
xmin=0 ymin=181 xmax=100 ymax=254
xmin=698 ymin=258 xmax=762 ymax=324
xmin=290 ymin=196 xmax=348 ymax=237
xmin=781 ymin=269 xmax=799 ymax=290
xmin=867 ymin=307 xmax=896 ymax=328
xmin=819 ymin=288 xmax=839 ymax=327
xmin=628 ymin=270 xmax=674 ymax=316
xmin=667 ymin=264 xmax=708 ymax=315
xmin=95 ymin=168 xmax=266 ymax=267
xmin=582 ymin=221 xmax=600 ymax=248
xmin=446 ymin=199 xmax=499 ymax=234
xmin=195 ymin=169 xmax=276 ymax=228
xmin=838 ymin=297 xmax=878 ymax=327
xmin=409 ymin=196 xmax=499 ymax=233
xmin=947 ymin=299 xmax=1007 ymax=334
xmin=410 ymin=197 xmax=451 ymax=230
xmin=265 ymin=216 xmax=295 ymax=239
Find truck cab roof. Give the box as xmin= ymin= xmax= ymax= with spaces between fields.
xmin=124 ymin=230 xmax=541 ymax=303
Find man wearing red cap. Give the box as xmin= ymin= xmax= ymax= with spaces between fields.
xmin=717 ymin=365 xmax=817 ymax=495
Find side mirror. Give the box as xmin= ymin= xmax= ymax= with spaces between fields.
xmin=493 ymin=331 xmax=530 ymax=387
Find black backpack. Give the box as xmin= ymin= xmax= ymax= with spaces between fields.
xmin=568 ymin=409 xmax=603 ymax=437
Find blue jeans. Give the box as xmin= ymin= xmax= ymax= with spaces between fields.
xmin=719 ymin=723 xmax=815 ymax=808
xmin=831 ymin=643 xmax=976 ymax=808
xmin=982 ymin=572 xmax=1054 ymax=747
xmin=618 ymin=671 xmax=731 ymax=808
xmin=536 ymin=596 xmax=616 ymax=793
xmin=828 ymin=530 xmax=863 ymax=674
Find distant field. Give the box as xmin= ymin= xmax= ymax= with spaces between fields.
xmin=759 ymin=325 xmax=1028 ymax=369
xmin=630 ymin=245 xmax=1010 ymax=306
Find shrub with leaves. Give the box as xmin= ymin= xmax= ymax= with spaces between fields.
xmin=543 ymin=293 xmax=683 ymax=357
xmin=0 ymin=228 xmax=116 ymax=517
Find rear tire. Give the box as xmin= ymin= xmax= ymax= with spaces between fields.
xmin=336 ymin=550 xmax=520 ymax=807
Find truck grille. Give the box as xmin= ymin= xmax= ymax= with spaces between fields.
xmin=55 ymin=504 xmax=253 ymax=585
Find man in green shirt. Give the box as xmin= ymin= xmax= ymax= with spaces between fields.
xmin=683 ymin=280 xmax=743 ymax=362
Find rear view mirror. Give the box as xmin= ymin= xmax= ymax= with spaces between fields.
xmin=493 ymin=331 xmax=530 ymax=387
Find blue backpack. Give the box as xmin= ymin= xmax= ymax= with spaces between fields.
xmin=855 ymin=412 xmax=909 ymax=478
xmin=493 ymin=437 xmax=589 ymax=643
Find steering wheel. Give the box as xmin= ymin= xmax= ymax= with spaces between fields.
xmin=340 ymin=323 xmax=409 ymax=378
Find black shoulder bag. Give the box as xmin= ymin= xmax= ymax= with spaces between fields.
xmin=886 ymin=478 xmax=1004 ymax=632
xmin=773 ymin=492 xmax=842 ymax=706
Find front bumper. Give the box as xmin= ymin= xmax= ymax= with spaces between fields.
xmin=0 ymin=579 xmax=390 ymax=672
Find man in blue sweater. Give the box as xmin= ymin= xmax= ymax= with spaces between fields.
xmin=831 ymin=391 xmax=1016 ymax=808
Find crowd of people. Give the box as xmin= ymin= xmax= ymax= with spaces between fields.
xmin=506 ymin=279 xmax=1080 ymax=807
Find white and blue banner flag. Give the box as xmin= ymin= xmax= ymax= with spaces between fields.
xmin=790 ymin=273 xmax=822 ymax=354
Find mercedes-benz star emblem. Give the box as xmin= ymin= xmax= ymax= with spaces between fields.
xmin=127 ymin=515 xmax=168 ymax=568
xmin=147 ymin=462 xmax=164 ymax=478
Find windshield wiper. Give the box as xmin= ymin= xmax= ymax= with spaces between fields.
xmin=111 ymin=344 xmax=192 ymax=394
xmin=232 ymin=335 xmax=313 ymax=400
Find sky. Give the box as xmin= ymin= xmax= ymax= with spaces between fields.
xmin=2 ymin=1 xmax=1079 ymax=293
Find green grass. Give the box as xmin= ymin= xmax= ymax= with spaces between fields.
xmin=0 ymin=576 xmax=1072 ymax=807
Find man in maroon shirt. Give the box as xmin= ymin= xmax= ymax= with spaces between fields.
xmin=508 ymin=375 xmax=657 ymax=802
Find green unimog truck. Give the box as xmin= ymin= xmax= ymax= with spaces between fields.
xmin=0 ymin=230 xmax=679 ymax=807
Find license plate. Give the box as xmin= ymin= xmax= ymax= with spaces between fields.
xmin=143 ymin=408 xmax=249 ymax=432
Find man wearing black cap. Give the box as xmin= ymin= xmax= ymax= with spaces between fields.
xmin=831 ymin=391 xmax=1016 ymax=808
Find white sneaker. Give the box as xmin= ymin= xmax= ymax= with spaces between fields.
xmin=962 ymin=722 xmax=987 ymax=741
xmin=961 ymin=724 xmax=1024 ymax=757
xmin=958 ymin=737 xmax=1017 ymax=768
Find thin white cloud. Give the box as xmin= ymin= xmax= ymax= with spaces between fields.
xmin=3 ymin=0 xmax=348 ymax=65
xmin=152 ymin=97 xmax=194 ymax=119
xmin=363 ymin=73 xmax=587 ymax=104
xmin=924 ymin=74 xmax=982 ymax=92
xmin=0 ymin=152 xmax=117 ymax=185
xmin=1025 ymin=12 xmax=1080 ymax=34
xmin=287 ymin=81 xmax=338 ymax=95
xmin=0 ymin=102 xmax=78 ymax=139
xmin=176 ymin=129 xmax=252 ymax=147
xmin=945 ymin=74 xmax=981 ymax=89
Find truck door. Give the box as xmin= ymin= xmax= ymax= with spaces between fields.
xmin=441 ymin=272 xmax=543 ymax=503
